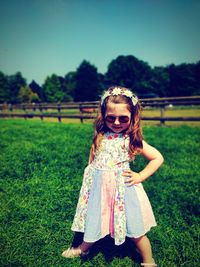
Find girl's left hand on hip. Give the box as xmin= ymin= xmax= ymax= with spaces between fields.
xmin=123 ymin=170 xmax=142 ymax=186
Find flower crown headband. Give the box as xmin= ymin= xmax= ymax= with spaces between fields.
xmin=101 ymin=87 xmax=138 ymax=106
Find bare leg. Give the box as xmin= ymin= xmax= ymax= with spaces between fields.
xmin=132 ymin=235 xmax=155 ymax=264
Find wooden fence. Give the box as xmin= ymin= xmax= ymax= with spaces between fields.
xmin=0 ymin=96 xmax=200 ymax=125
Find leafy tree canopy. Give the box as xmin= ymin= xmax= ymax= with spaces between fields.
xmin=1 ymin=56 xmax=200 ymax=103
xmin=18 ymin=86 xmax=39 ymax=103
xmin=105 ymin=55 xmax=153 ymax=95
xmin=74 ymin=60 xmax=100 ymax=101
xmin=29 ymin=80 xmax=43 ymax=102
xmin=42 ymin=74 xmax=66 ymax=102
xmin=0 ymin=72 xmax=9 ymax=103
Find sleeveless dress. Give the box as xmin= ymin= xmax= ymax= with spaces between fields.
xmin=71 ymin=132 xmax=156 ymax=245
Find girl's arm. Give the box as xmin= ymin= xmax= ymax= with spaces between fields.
xmin=139 ymin=140 xmax=164 ymax=181
xmin=124 ymin=140 xmax=164 ymax=186
xmin=88 ymin=144 xmax=95 ymax=164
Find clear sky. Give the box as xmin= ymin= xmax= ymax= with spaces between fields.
xmin=0 ymin=0 xmax=200 ymax=85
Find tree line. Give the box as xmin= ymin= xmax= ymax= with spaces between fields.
xmin=0 ymin=55 xmax=200 ymax=103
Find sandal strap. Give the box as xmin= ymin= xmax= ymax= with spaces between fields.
xmin=81 ymin=250 xmax=89 ymax=256
xmin=141 ymin=263 xmax=157 ymax=266
xmin=72 ymin=247 xmax=81 ymax=256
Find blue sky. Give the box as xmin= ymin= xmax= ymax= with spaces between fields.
xmin=0 ymin=0 xmax=200 ymax=85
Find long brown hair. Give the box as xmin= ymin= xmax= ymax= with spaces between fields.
xmin=92 ymin=86 xmax=143 ymax=158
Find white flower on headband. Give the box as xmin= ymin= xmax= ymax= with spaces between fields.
xmin=112 ymin=87 xmax=122 ymax=95
xmin=101 ymin=91 xmax=110 ymax=103
xmin=101 ymin=87 xmax=138 ymax=106
xmin=131 ymin=95 xmax=138 ymax=106
xmin=123 ymin=90 xmax=133 ymax=98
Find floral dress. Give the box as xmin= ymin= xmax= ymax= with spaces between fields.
xmin=71 ymin=132 xmax=156 ymax=245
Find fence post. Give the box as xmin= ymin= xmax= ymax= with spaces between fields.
xmin=79 ymin=103 xmax=83 ymax=123
xmin=22 ymin=104 xmax=26 ymax=120
xmin=57 ymin=102 xmax=61 ymax=113
xmin=57 ymin=103 xmax=61 ymax=122
xmin=160 ymin=104 xmax=165 ymax=125
xmin=22 ymin=104 xmax=26 ymax=112
xmin=9 ymin=104 xmax=13 ymax=112
xmin=32 ymin=103 xmax=36 ymax=112
xmin=39 ymin=104 xmax=43 ymax=112
xmin=39 ymin=104 xmax=43 ymax=121
xmin=58 ymin=115 xmax=61 ymax=122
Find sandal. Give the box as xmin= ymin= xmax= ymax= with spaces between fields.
xmin=62 ymin=246 xmax=89 ymax=258
xmin=141 ymin=258 xmax=157 ymax=266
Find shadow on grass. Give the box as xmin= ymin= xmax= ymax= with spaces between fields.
xmin=71 ymin=232 xmax=142 ymax=264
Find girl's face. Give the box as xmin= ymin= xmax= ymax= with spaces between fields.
xmin=105 ymin=102 xmax=131 ymax=133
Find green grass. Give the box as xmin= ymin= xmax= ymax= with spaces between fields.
xmin=0 ymin=119 xmax=199 ymax=267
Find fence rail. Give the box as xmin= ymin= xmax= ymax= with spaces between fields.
xmin=0 ymin=96 xmax=200 ymax=124
xmin=1 ymin=96 xmax=200 ymax=110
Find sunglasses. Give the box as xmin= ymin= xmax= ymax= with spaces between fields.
xmin=105 ymin=115 xmax=130 ymax=123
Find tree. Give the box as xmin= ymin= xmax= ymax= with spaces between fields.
xmin=105 ymin=55 xmax=153 ymax=95
xmin=7 ymin=72 xmax=26 ymax=103
xmin=98 ymin=73 xmax=106 ymax=95
xmin=193 ymin=61 xmax=200 ymax=95
xmin=74 ymin=60 xmax=100 ymax=101
xmin=64 ymin=72 xmax=76 ymax=100
xmin=0 ymin=72 xmax=9 ymax=103
xmin=42 ymin=74 xmax=65 ymax=102
xmin=29 ymin=80 xmax=43 ymax=102
xmin=58 ymin=76 xmax=73 ymax=102
xmin=151 ymin=67 xmax=170 ymax=97
xmin=18 ymin=86 xmax=39 ymax=103
xmin=166 ymin=63 xmax=196 ymax=96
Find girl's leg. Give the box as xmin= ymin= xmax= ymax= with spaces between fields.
xmin=132 ymin=235 xmax=155 ymax=264
xmin=80 ymin=241 xmax=94 ymax=253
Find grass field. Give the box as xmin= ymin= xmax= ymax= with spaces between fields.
xmin=0 ymin=119 xmax=199 ymax=267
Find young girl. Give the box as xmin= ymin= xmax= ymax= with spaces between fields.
xmin=62 ymin=86 xmax=164 ymax=266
